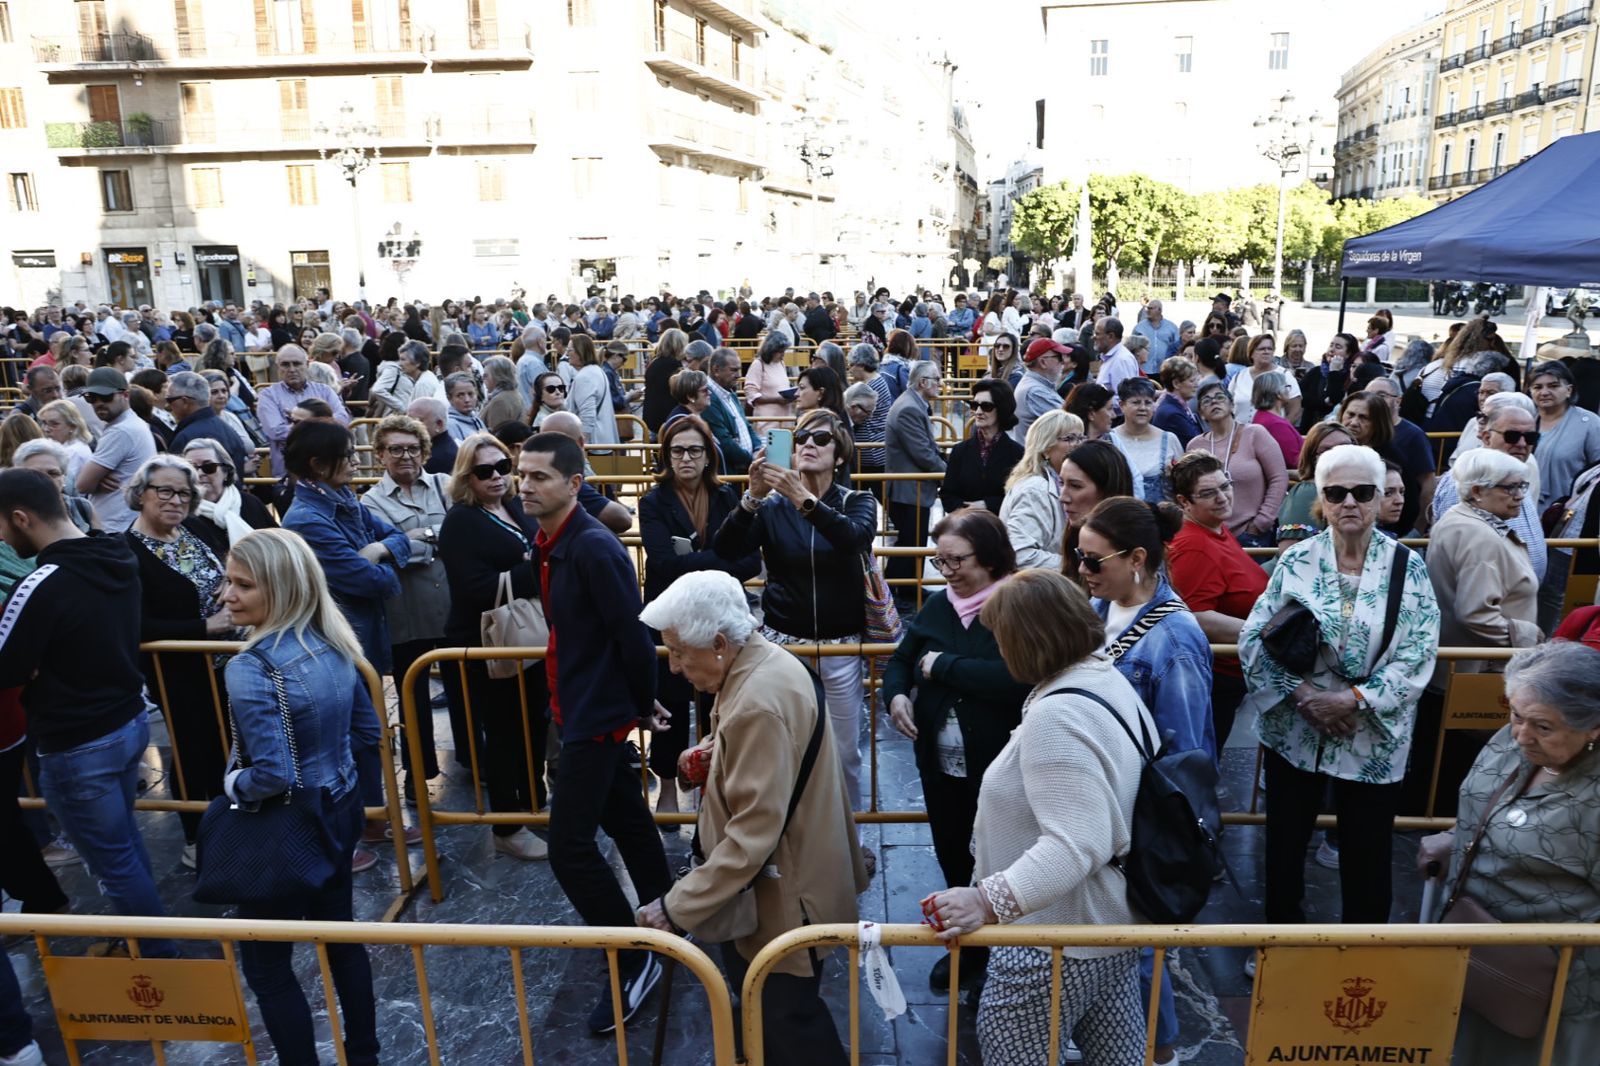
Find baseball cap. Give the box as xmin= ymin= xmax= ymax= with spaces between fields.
xmin=1023 ymin=337 xmax=1071 ymax=365
xmin=83 ymin=367 xmax=130 ymax=395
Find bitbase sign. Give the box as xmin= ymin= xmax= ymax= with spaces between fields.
xmin=44 ymin=956 xmax=251 ymax=1043
xmin=1246 ymin=947 xmax=1467 ymax=1064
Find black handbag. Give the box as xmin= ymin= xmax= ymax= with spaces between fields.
xmin=1260 ymin=545 xmax=1410 ymax=678
xmin=193 ymin=651 xmax=344 ymax=906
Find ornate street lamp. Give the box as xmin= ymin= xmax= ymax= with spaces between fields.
xmin=316 ymin=102 xmax=381 ymax=303
xmin=1253 ymin=91 xmax=1321 ymax=305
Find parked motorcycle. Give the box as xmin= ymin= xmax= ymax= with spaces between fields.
xmin=1472 ymin=282 xmax=1507 ymax=316
xmin=1440 ymin=281 xmax=1471 ymax=317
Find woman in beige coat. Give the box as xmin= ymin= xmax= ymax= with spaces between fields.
xmin=636 ymin=571 xmax=867 ymax=1066
xmin=1405 ymin=447 xmax=1541 ymax=817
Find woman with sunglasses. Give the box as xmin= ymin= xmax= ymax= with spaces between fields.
xmin=436 ymin=433 xmax=550 ymax=861
xmin=529 ymin=371 xmax=568 ymax=430
xmin=1167 ymin=452 xmax=1269 ymax=751
xmin=884 ymin=509 xmax=1028 ymax=995
xmin=940 ymin=379 xmax=1023 ymax=516
xmin=638 ymin=416 xmax=760 ymax=824
xmin=714 ymin=408 xmax=879 ymax=868
xmin=1076 ymin=495 xmax=1213 ymax=1063
xmin=180 ymin=437 xmax=276 ymax=560
xmin=1240 ymin=444 xmax=1440 ymax=928
xmin=986 ymin=331 xmax=1022 ymax=387
xmin=1187 ymin=380 xmax=1287 ymax=548
xmin=998 ymin=409 xmax=1083 ymax=572
xmin=281 ymin=420 xmax=421 ymax=869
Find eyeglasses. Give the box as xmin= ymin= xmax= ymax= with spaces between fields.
xmin=794 ymin=430 xmax=835 ymax=448
xmin=1189 ymin=478 xmax=1234 ymax=502
xmin=668 ymin=445 xmax=707 ymax=460
xmin=971 ymin=401 xmax=997 ymax=413
xmin=1321 ymin=484 xmax=1379 ymax=504
xmin=1199 ymin=392 xmax=1231 ymax=405
xmin=929 ymin=551 xmax=975 ymax=574
xmin=1493 ymin=481 xmax=1531 ymax=497
xmin=544 ymin=384 xmax=567 ymax=394
xmin=1057 ymin=432 xmax=1086 ymax=446
xmin=471 ymin=457 xmax=514 ymax=480
xmin=383 ymin=445 xmax=422 ymax=458
xmin=1072 ymin=546 xmax=1129 ymax=574
xmin=1490 ymin=429 xmax=1541 ymax=447
xmin=993 ymin=343 xmax=1013 ymax=352
xmin=193 ymin=461 xmax=224 ymax=475
xmin=149 ymin=486 xmax=194 ymax=502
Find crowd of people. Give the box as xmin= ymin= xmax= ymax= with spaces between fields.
xmin=1 ymin=284 xmax=1598 ymax=1066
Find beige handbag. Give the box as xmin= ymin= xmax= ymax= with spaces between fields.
xmin=479 ymin=571 xmax=548 ymax=679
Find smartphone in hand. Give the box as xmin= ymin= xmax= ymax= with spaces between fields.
xmin=671 ymin=535 xmax=693 ymax=555
xmin=766 ymin=428 xmax=794 ymax=469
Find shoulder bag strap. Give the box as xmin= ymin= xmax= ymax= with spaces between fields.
xmin=246 ymin=649 xmax=303 ymax=796
xmin=1444 ymin=766 xmax=1536 ymax=910
xmin=1377 ymin=544 xmax=1410 ymax=662
xmin=756 ymin=673 xmax=829 ymax=878
xmin=1042 ymin=686 xmax=1155 ymax=763
xmin=1105 ymin=601 xmax=1188 ymax=662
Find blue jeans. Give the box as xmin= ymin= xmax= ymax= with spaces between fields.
xmin=1138 ymin=946 xmax=1179 ymax=1047
xmin=35 ymin=715 xmax=178 ymax=958
xmin=0 ymin=950 xmax=34 ymax=1058
xmin=238 ymin=789 xmax=377 ymax=1066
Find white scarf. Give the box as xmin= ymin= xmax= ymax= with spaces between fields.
xmin=198 ymin=485 xmax=255 ymax=548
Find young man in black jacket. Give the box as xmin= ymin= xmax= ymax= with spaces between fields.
xmin=518 ymin=433 xmax=672 ymax=1035
xmin=0 ymin=469 xmax=178 ymax=956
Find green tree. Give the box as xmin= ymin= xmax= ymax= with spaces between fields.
xmin=1086 ymin=173 xmax=1196 ymax=271
xmin=1010 ymin=182 xmax=1079 ymax=274
xmin=1319 ymin=194 xmax=1435 ymax=261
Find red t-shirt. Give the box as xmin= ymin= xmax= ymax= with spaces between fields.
xmin=1167 ymin=520 xmax=1269 ymax=677
xmin=1553 ymin=605 xmax=1600 ymax=651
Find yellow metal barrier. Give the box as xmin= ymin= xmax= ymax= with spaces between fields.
xmin=0 ymin=912 xmax=737 ymax=1066
xmin=739 ymin=923 xmax=1598 ymax=1066
xmin=19 ymin=641 xmax=426 ymax=921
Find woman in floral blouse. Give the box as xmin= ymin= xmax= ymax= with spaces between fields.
xmin=1240 ymin=444 xmax=1440 ymax=926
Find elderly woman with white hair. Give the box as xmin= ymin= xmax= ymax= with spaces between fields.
xmin=1448 ymin=371 xmax=1523 ymax=466
xmin=1416 ymin=641 xmax=1600 ymax=1065
xmin=179 ymin=436 xmax=277 ymax=559
xmin=1403 ymin=447 xmax=1541 ymax=817
xmin=635 ymin=571 xmax=866 ymax=1066
xmin=1241 ymin=443 xmax=1440 ymax=927
xmin=1433 ymin=391 xmax=1545 ymax=581
xmin=13 ymin=438 xmax=97 ymax=532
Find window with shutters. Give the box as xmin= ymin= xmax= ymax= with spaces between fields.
xmin=567 ymin=0 xmax=592 ymax=26
xmin=180 ymin=82 xmax=214 ymax=143
xmin=0 ymin=4 xmax=13 ymax=45
xmin=173 ymin=0 xmax=205 ymax=56
xmin=286 ymin=164 xmax=317 ymax=205
xmin=256 ymin=0 xmax=315 ymax=55
xmin=279 ymin=79 xmax=309 ymax=139
xmin=1174 ymin=35 xmax=1192 ymax=73
xmin=190 ymin=167 xmax=223 ymax=208
xmin=87 ymin=84 xmax=120 ymax=125
xmin=100 ymin=169 xmax=133 ymax=212
xmin=7 ymin=173 xmax=37 ymax=212
xmin=1268 ymin=32 xmax=1290 ymax=70
xmin=380 ymin=161 xmax=410 ymax=203
xmin=468 ymin=0 xmax=497 ymax=49
xmin=76 ymin=0 xmax=108 ymax=58
xmin=374 ymin=76 xmax=404 ymax=135
xmin=0 ymin=88 xmax=24 ymax=129
xmin=477 ymin=160 xmax=505 ymax=202
xmin=1088 ymin=39 xmax=1108 ymax=76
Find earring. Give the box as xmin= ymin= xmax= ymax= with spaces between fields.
xmin=716 ymin=655 xmax=723 ymax=661
xmin=1133 ymin=570 xmax=1141 ymax=586
xmin=1589 ymin=739 xmax=1597 ymax=753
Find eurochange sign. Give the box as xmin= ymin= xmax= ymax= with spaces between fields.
xmin=1245 ymin=946 xmax=1467 ymax=1064
xmin=44 ymin=956 xmax=251 ymax=1044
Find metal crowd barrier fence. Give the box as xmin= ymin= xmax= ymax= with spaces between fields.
xmin=398 ymin=643 xmax=1530 ymax=905
xmin=0 ymin=912 xmax=736 ymax=1066
xmin=18 ymin=641 xmax=426 ymax=922
xmin=740 ymin=922 xmax=1599 ymax=1066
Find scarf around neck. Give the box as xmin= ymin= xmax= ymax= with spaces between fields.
xmin=947 ymin=573 xmax=1008 ymax=629
xmin=674 ymin=480 xmax=710 ymax=541
xmin=198 ymin=484 xmax=255 ymax=547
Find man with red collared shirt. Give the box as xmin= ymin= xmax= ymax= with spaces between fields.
xmin=519 ymin=431 xmax=673 ymax=1036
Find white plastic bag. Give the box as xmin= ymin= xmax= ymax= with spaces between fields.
xmin=858 ymin=921 xmax=907 ymax=1021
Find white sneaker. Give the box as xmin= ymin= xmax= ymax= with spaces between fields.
xmin=1244 ymin=954 xmax=1258 ymax=979
xmin=0 ymin=1040 xmax=45 ymax=1066
xmin=181 ymin=842 xmax=197 ymax=870
xmin=1315 ymin=840 xmax=1340 ymax=870
xmin=1064 ymin=1039 xmax=1084 ymax=1062
xmin=42 ymin=836 xmax=80 ymax=868
xmin=493 ymin=828 xmax=549 ymax=861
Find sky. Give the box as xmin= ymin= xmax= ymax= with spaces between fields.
xmin=928 ymin=0 xmax=1445 ymax=179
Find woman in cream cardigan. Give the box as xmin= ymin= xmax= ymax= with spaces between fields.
xmin=924 ymin=569 xmax=1154 ymax=1065
xmin=1405 ymin=447 xmax=1541 ymax=817
xmin=997 ymin=409 xmax=1083 ymax=571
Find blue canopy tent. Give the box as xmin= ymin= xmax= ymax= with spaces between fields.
xmin=1337 ymin=131 xmax=1600 ymax=329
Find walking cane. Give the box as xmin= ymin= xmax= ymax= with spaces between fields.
xmin=651 ymin=955 xmax=677 ymax=1066
xmin=1419 ymin=860 xmax=1442 ymax=923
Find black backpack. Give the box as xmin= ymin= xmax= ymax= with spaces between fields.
xmin=1047 ymin=687 xmax=1224 ymax=924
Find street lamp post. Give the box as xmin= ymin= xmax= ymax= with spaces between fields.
xmin=316 ymin=102 xmax=381 ymax=304
xmin=1253 ymin=92 xmax=1321 ymax=307
xmin=785 ymin=109 xmax=836 ymax=290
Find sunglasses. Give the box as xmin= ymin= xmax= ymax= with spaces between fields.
xmin=543 ymin=384 xmax=567 ymax=394
xmin=1490 ymin=429 xmax=1541 ymax=447
xmin=1072 ymin=547 xmax=1129 ymax=574
xmin=1321 ymin=484 xmax=1378 ymax=504
xmin=471 ymin=457 xmax=514 ymax=480
xmin=971 ymin=401 xmax=997 ymax=412
xmin=794 ymin=430 xmax=835 ymax=448
xmin=193 ymin=461 xmax=224 ymax=475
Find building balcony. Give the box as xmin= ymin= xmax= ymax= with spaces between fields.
xmin=1429 ymin=163 xmax=1514 ymax=191
xmin=646 ymin=110 xmax=762 ymax=170
xmin=1434 ymin=110 xmax=1457 ymax=128
xmin=645 ymin=26 xmax=762 ymax=106
xmin=1456 ymin=104 xmax=1486 ymax=125
xmin=1521 ymin=20 xmax=1555 ymax=45
xmin=1514 ymin=87 xmax=1545 ymax=109
xmin=681 ymin=0 xmax=765 ymax=35
xmin=1439 ymin=52 xmax=1465 ymax=72
xmin=31 ymin=33 xmax=154 ymax=64
xmin=1491 ymin=32 xmax=1519 ymax=57
xmin=1547 ymin=78 xmax=1583 ymax=102
xmin=1483 ymin=97 xmax=1513 ymax=117
xmin=1554 ymin=9 xmax=1590 ymax=33
xmin=43 ymin=119 xmax=169 ymax=153
xmin=1463 ymin=42 xmax=1492 ymax=65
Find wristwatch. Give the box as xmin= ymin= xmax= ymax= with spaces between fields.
xmin=798 ymin=495 xmax=818 ymax=516
xmin=740 ymin=491 xmax=762 ymax=513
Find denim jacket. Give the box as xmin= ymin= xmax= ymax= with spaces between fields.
xmin=1092 ymin=577 xmax=1216 ymax=761
xmin=282 ymin=481 xmax=412 ymax=673
xmin=221 ymin=631 xmax=379 ymax=807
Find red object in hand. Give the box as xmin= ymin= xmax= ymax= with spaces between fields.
xmin=919 ymin=894 xmax=946 ymax=933
xmin=679 ymin=743 xmax=713 ymax=788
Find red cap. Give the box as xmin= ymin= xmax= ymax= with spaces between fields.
xmin=1023 ymin=337 xmax=1070 ymax=364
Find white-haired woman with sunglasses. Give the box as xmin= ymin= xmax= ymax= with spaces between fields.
xmin=714 ymin=408 xmax=879 ymax=871
xmin=1240 ymin=444 xmax=1439 ymax=931
xmin=180 ymin=437 xmax=276 ymax=560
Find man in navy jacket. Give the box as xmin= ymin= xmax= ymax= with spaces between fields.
xmin=519 ymin=431 xmax=672 ymax=1035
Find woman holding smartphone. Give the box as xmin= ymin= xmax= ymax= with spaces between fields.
xmin=637 ymin=416 xmax=760 ymax=822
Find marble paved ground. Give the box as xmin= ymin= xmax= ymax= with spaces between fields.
xmin=5 ymin=692 xmax=1431 ymax=1065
